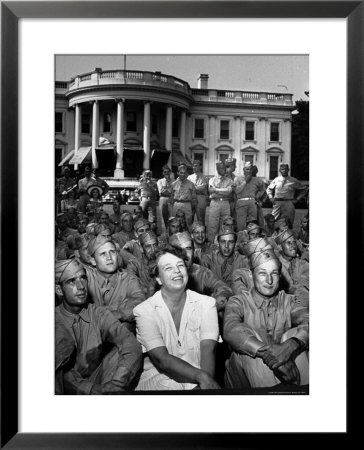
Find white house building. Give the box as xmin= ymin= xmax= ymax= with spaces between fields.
xmin=55 ymin=68 xmax=294 ymax=181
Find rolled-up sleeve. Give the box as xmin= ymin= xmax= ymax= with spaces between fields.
xmin=290 ymin=302 xmax=309 ymax=347
xmin=223 ymin=296 xmax=265 ymax=357
xmin=133 ymin=304 xmax=165 ymax=352
xmin=200 ymin=297 xmax=219 ymax=342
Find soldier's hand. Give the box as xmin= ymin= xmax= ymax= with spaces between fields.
xmin=100 ymin=380 xmax=125 ymax=394
xmin=274 ymin=360 xmax=300 ymax=384
xmin=90 ymin=383 xmax=103 ymax=395
xmin=260 ymin=341 xmax=297 ymax=370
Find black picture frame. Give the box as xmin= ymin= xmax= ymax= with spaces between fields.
xmin=1 ymin=1 xmax=357 ymax=448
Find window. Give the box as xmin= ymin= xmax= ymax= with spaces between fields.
xmin=269 ymin=155 xmax=279 ymax=179
xmin=152 ymin=114 xmax=158 ymax=135
xmin=126 ymin=112 xmax=137 ymax=132
xmin=172 ymin=117 xmax=179 ymax=138
xmin=194 ymin=119 xmax=204 ymax=138
xmin=103 ymin=113 xmax=111 ymax=133
xmin=55 ymin=112 xmax=63 ymax=133
xmin=81 ymin=114 xmax=90 ymax=134
xmin=245 ymin=121 xmax=255 ymax=141
xmin=270 ymin=122 xmax=280 ymax=142
xmin=220 ymin=120 xmax=230 ymax=139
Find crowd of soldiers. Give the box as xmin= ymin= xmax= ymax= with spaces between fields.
xmin=55 ymin=158 xmax=309 ymax=393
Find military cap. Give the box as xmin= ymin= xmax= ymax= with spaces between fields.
xmin=74 ymin=233 xmax=93 ymax=250
xmin=274 ymin=229 xmax=296 ymax=246
xmin=55 ymin=258 xmax=83 ymax=284
xmin=87 ymin=234 xmax=115 ymax=256
xmin=169 ymin=231 xmax=193 ymax=248
xmin=242 ymin=237 xmax=273 ymax=257
xmin=216 ymin=161 xmax=226 ymax=169
xmin=246 ymin=222 xmax=262 ymax=234
xmin=168 ymin=216 xmax=180 ymax=226
xmin=191 ymin=222 xmax=205 ymax=233
xmin=217 ymin=225 xmax=237 ymax=240
xmin=134 ymin=218 xmax=150 ymax=231
xmin=249 ymin=249 xmax=280 ymax=271
xmin=273 ymin=217 xmax=289 ymax=230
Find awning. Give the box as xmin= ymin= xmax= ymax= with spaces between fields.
xmin=96 ymin=145 xmax=116 ymax=151
xmin=58 ymin=149 xmax=75 ymax=167
xmin=69 ymin=146 xmax=92 ymax=164
xmin=151 ymin=147 xmax=170 ymax=158
xmin=172 ymin=149 xmax=192 ymax=167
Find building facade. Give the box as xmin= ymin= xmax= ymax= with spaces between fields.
xmin=55 ymin=69 xmax=294 ymax=180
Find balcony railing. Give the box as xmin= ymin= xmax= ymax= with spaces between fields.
xmin=191 ymin=88 xmax=293 ymax=105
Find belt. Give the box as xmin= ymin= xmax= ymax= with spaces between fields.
xmin=141 ymin=196 xmax=155 ymax=200
xmin=197 ymin=193 xmax=207 ymax=196
xmin=174 ymin=200 xmax=190 ymax=203
xmin=211 ymin=197 xmax=229 ymax=201
xmin=159 ymin=194 xmax=171 ymax=198
xmin=237 ymin=197 xmax=255 ymax=201
xmin=275 ymin=198 xmax=294 ymax=201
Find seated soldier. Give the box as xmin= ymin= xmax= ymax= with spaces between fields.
xmin=158 ymin=216 xmax=182 ymax=249
xmin=109 ymin=199 xmax=122 ymax=234
xmin=55 ymin=258 xmax=142 ymax=394
xmin=122 ymin=218 xmax=151 ymax=260
xmin=126 ymin=231 xmax=160 ymax=298
xmin=83 ymin=235 xmax=145 ymax=332
xmin=275 ymin=229 xmax=309 ymax=307
xmin=133 ymin=249 xmax=220 ymax=391
xmin=263 ymin=213 xmax=275 ymax=237
xmin=111 ymin=212 xmax=135 ymax=248
xmin=201 ymin=225 xmax=249 ymax=288
xmin=168 ymin=231 xmax=233 ymax=323
xmin=296 ymin=214 xmax=309 ymax=261
xmin=175 ymin=208 xmax=188 ymax=232
xmin=190 ymin=222 xmax=216 ymax=265
xmin=74 ymin=234 xmax=93 ymax=268
xmin=224 ymin=248 xmax=309 ymax=389
xmin=231 ymin=237 xmax=274 ymax=295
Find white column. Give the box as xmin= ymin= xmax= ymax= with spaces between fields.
xmin=74 ymin=103 xmax=81 ymax=170
xmin=114 ymin=99 xmax=125 ymax=178
xmin=208 ymin=115 xmax=216 ymax=174
xmin=234 ymin=116 xmax=240 ymax=173
xmin=91 ymin=100 xmax=99 ymax=168
xmin=179 ymin=109 xmax=186 ymax=156
xmin=143 ymin=101 xmax=151 ymax=170
xmin=165 ymin=105 xmax=173 ymax=167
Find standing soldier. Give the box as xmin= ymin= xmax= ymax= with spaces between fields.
xmin=207 ymin=161 xmax=234 ymax=243
xmin=187 ymin=160 xmax=209 ymax=225
xmin=266 ymin=163 xmax=308 ymax=226
xmin=56 ymin=166 xmax=77 ymax=214
xmin=135 ymin=170 xmax=159 ymax=221
xmin=171 ymin=163 xmax=197 ymax=231
xmin=224 ymin=158 xmax=237 ymax=218
xmin=234 ymin=162 xmax=266 ymax=232
xmin=157 ymin=165 xmax=173 ymax=231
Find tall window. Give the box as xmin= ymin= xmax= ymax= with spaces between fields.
xmin=81 ymin=114 xmax=90 ymax=134
xmin=194 ymin=119 xmax=204 ymax=138
xmin=55 ymin=112 xmax=63 ymax=133
xmin=172 ymin=117 xmax=179 ymax=138
xmin=245 ymin=121 xmax=255 ymax=141
xmin=270 ymin=122 xmax=280 ymax=141
xmin=126 ymin=112 xmax=137 ymax=132
xmin=103 ymin=113 xmax=111 ymax=133
xmin=269 ymin=155 xmax=279 ymax=179
xmin=220 ymin=120 xmax=230 ymax=139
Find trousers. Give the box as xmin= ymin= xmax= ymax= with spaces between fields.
xmin=208 ymin=199 xmax=231 ymax=242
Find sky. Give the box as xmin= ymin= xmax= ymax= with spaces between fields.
xmin=55 ymin=54 xmax=309 ymax=102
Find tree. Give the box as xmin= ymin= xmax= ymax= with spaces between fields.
xmin=291 ymin=95 xmax=309 ymax=180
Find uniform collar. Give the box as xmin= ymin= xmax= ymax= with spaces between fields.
xmin=58 ymin=303 xmax=91 ymax=325
xmin=252 ymin=289 xmax=278 ymax=310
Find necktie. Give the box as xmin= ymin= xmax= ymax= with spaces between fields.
xmin=72 ymin=316 xmax=82 ymax=345
xmin=264 ymin=300 xmax=274 ymax=336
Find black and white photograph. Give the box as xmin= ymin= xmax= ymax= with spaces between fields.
xmin=54 ymin=54 xmax=310 ymax=395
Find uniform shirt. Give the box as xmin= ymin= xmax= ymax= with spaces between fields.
xmin=235 ymin=176 xmax=265 ymax=200
xmin=208 ymin=175 xmax=233 ymax=200
xmin=55 ymin=303 xmax=142 ymax=394
xmin=201 ymin=250 xmax=249 ymax=286
xmin=171 ymin=178 xmax=197 ymax=204
xmin=84 ymin=266 xmax=145 ymax=323
xmin=111 ymin=230 xmax=135 ymax=248
xmin=187 ymin=173 xmax=209 ymax=196
xmin=123 ymin=239 xmax=144 ymax=260
xmin=266 ymin=175 xmax=307 ymax=200
xmin=133 ymin=289 xmax=219 ymax=390
xmin=126 ymin=257 xmax=158 ymax=298
xmin=157 ymin=177 xmax=173 ymax=197
xmin=188 ymin=264 xmax=233 ymax=311
xmin=78 ymin=176 xmax=97 ymax=194
xmin=278 ymin=255 xmax=309 ymax=307
xmin=136 ymin=179 xmax=159 ymax=199
xmin=223 ymin=289 xmax=309 ymax=358
xmin=193 ymin=242 xmax=217 ymax=265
